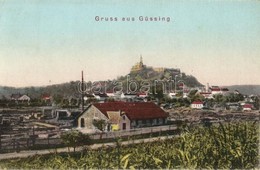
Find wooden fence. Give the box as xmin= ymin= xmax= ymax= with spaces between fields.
xmin=0 ymin=125 xmax=178 ymax=153
xmin=89 ymin=125 xmax=177 ymax=139
xmin=0 ymin=137 xmax=63 ymax=153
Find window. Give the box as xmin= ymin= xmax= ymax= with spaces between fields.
xmin=122 ymin=115 xmax=126 ymax=120
xmin=80 ymin=118 xmax=85 ymax=128
xmin=131 ymin=120 xmax=136 ymax=126
xmin=158 ymin=118 xmax=163 ymax=125
xmin=122 ymin=123 xmax=126 ymax=130
xmin=152 ymin=119 xmax=157 ymax=125
xmin=146 ymin=119 xmax=151 ymax=125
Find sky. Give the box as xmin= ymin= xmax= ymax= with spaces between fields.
xmin=0 ymin=0 xmax=260 ymax=87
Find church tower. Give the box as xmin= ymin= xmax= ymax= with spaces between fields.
xmin=130 ymin=55 xmax=145 ymax=72
xmin=140 ymin=55 xmax=143 ymax=66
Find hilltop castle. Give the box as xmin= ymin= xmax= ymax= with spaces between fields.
xmin=131 ymin=56 xmax=145 ymax=72
xmin=130 ymin=56 xmax=166 ymax=73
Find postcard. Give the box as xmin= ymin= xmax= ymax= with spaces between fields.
xmin=0 ymin=0 xmax=259 ymax=169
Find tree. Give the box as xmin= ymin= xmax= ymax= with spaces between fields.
xmin=188 ymin=90 xmax=204 ymax=103
xmin=214 ymin=94 xmax=224 ymax=103
xmin=93 ymin=119 xmax=107 ymax=131
xmin=226 ymin=93 xmax=244 ymax=103
xmin=251 ymin=96 xmax=260 ymax=110
xmin=61 ymin=130 xmax=91 ymax=152
xmin=53 ymin=94 xmax=63 ymax=106
xmin=150 ymin=84 xmax=165 ymax=104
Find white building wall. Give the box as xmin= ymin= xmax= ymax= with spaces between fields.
xmin=191 ymin=104 xmax=203 ymax=109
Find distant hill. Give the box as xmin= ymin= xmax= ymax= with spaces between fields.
xmin=1 ymin=57 xmax=259 ymax=99
xmin=0 ymin=61 xmax=204 ymax=99
xmin=227 ymin=85 xmax=260 ymax=96
xmin=118 ymin=67 xmax=203 ymax=88
xmin=0 ymin=71 xmax=202 ymax=99
xmin=2 ymin=82 xmax=260 ymax=100
xmin=0 ymin=81 xmax=81 ymax=99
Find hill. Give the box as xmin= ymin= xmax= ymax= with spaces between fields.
xmin=0 ymin=71 xmax=202 ymax=99
xmin=0 ymin=81 xmax=81 ymax=99
xmin=227 ymin=85 xmax=260 ymax=95
xmin=0 ymin=61 xmax=204 ymax=99
xmin=128 ymin=57 xmax=203 ymax=88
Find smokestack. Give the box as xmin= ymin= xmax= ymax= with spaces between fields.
xmin=81 ymin=71 xmax=84 ymax=111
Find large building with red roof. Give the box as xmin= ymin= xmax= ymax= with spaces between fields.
xmin=77 ymin=102 xmax=168 ymax=132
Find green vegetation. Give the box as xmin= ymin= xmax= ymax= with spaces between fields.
xmin=61 ymin=130 xmax=91 ymax=152
xmin=0 ymin=121 xmax=258 ymax=169
xmin=92 ymin=119 xmax=107 ymax=131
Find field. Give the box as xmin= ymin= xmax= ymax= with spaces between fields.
xmin=0 ymin=121 xmax=259 ymax=169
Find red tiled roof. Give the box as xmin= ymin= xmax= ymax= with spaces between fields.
xmin=93 ymin=102 xmax=168 ymax=120
xmin=243 ymin=104 xmax=253 ymax=108
xmin=106 ymin=90 xmax=114 ymax=94
xmin=200 ymin=92 xmax=211 ymax=94
xmin=184 ymin=89 xmax=189 ymax=93
xmin=211 ymin=88 xmax=221 ymax=91
xmin=210 ymin=86 xmax=229 ymax=92
xmin=192 ymin=101 xmax=203 ymax=104
xmin=42 ymin=94 xmax=51 ymax=99
xmin=137 ymin=92 xmax=147 ymax=96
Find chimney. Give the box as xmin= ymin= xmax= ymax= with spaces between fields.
xmin=81 ymin=71 xmax=84 ymax=111
xmin=206 ymin=83 xmax=209 ymax=92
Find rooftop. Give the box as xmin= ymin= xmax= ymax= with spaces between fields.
xmin=93 ymin=102 xmax=168 ymax=120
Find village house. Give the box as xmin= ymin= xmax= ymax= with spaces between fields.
xmin=210 ymin=86 xmax=221 ymax=95
xmin=199 ymin=92 xmax=213 ymax=99
xmin=46 ymin=109 xmax=75 ymax=127
xmin=106 ymin=90 xmax=116 ymax=98
xmin=242 ymin=104 xmax=253 ymax=111
xmin=41 ymin=94 xmax=52 ymax=105
xmin=226 ymin=103 xmax=241 ymax=111
xmin=83 ymin=93 xmax=95 ymax=101
xmin=168 ymin=92 xmax=177 ymax=99
xmin=183 ymin=89 xmax=189 ymax=98
xmin=10 ymin=94 xmax=21 ymax=100
xmin=137 ymin=92 xmax=148 ymax=98
xmin=94 ymin=93 xmax=108 ymax=102
xmin=42 ymin=94 xmax=52 ymax=101
xmin=121 ymin=92 xmax=137 ymax=99
xmin=210 ymin=86 xmax=229 ymax=95
xmin=18 ymin=94 xmax=31 ymax=101
xmin=191 ymin=101 xmax=204 ymax=109
xmin=77 ymin=102 xmax=168 ymax=133
xmin=10 ymin=94 xmax=30 ymax=103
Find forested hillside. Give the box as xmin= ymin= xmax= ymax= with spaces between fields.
xmin=227 ymin=85 xmax=260 ymax=95
xmin=0 ymin=68 xmax=204 ymax=99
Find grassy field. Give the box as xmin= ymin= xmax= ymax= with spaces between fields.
xmin=0 ymin=121 xmax=259 ymax=169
